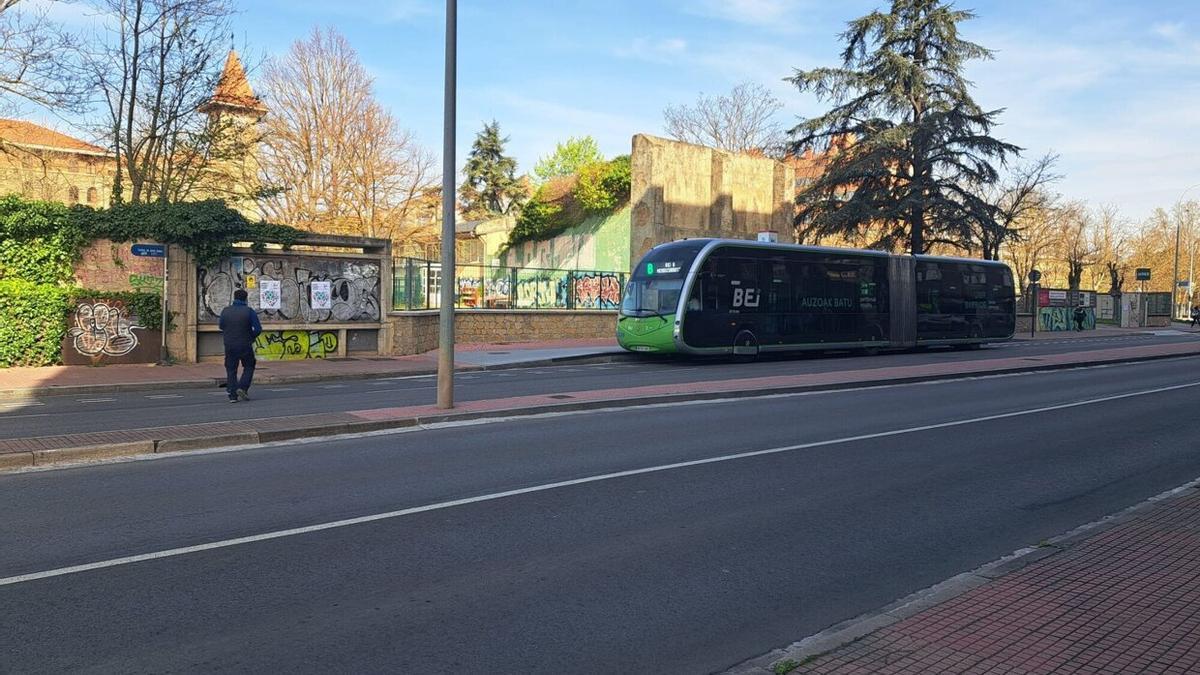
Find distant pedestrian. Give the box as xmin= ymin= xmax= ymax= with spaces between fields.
xmin=219 ymin=289 xmax=262 ymax=402
xmin=1190 ymin=305 xmax=1200 ymax=329
xmin=1073 ymin=305 xmax=1088 ymax=331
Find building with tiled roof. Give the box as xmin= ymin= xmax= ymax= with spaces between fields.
xmin=0 ymin=119 xmax=114 ymax=205
xmin=0 ymin=49 xmax=265 ymax=214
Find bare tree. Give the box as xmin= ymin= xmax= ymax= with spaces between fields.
xmin=1059 ymin=202 xmax=1098 ymax=302
xmin=257 ymin=27 xmax=437 ymax=238
xmin=84 ymin=0 xmax=235 ymax=204
xmin=663 ymin=81 xmax=784 ymax=155
xmin=0 ymin=0 xmax=86 ymax=118
xmin=1087 ymin=204 xmax=1127 ymax=294
xmin=1002 ymin=191 xmax=1060 ymax=297
xmin=972 ymin=153 xmax=1060 ymax=261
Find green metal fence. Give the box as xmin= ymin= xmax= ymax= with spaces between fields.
xmin=392 ymin=258 xmax=626 ymax=311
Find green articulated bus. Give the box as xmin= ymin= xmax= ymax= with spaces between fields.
xmin=617 ymin=238 xmax=1016 ymax=356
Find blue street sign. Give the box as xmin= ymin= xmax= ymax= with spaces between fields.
xmin=131 ymin=243 xmax=166 ymax=258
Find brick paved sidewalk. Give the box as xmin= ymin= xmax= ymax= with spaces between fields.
xmin=0 ymin=338 xmax=619 ymax=397
xmin=781 ymin=489 xmax=1200 ymax=675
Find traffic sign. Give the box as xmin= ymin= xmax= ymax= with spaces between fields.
xmin=131 ymin=243 xmax=166 ymax=258
xmin=1028 ymin=269 xmax=1041 ymax=283
xmin=1136 ymin=268 xmax=1152 ymax=281
xmin=1178 ymin=280 xmax=1191 ymax=288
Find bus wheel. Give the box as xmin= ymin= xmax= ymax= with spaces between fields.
xmin=732 ymin=330 xmax=759 ymax=362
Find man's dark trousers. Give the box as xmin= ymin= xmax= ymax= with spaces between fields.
xmin=225 ymin=347 xmax=256 ymax=399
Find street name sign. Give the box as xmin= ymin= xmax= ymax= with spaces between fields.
xmin=131 ymin=243 xmax=166 ymax=258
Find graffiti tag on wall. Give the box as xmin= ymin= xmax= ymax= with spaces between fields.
xmin=565 ymin=272 xmax=622 ymax=309
xmin=253 ymin=330 xmax=339 ymax=360
xmin=1038 ymin=306 xmax=1096 ymax=331
xmin=67 ymin=301 xmax=144 ymax=357
xmin=198 ymin=255 xmax=381 ymax=324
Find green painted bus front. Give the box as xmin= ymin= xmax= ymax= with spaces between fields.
xmin=617 ymin=238 xmax=1016 ymax=355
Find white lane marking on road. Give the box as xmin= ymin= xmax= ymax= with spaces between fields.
xmin=145 ymin=394 xmax=182 ymax=399
xmin=267 ymin=388 xmax=298 ymax=392
xmin=321 ymin=384 xmax=348 ymax=389
xmin=380 ymin=374 xmax=436 ymax=381
xmin=0 ymin=401 xmax=43 ymax=409
xmin=4 ymin=378 xmax=1199 ymax=587
xmin=77 ymin=398 xmax=117 ymax=403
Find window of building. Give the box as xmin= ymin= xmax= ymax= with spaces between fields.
xmin=68 ymin=186 xmax=79 ymax=204
xmin=87 ymin=187 xmax=98 ymax=204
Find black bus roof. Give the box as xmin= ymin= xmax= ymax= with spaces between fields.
xmin=646 ymin=238 xmax=1010 ymax=266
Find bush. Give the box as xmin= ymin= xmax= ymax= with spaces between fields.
xmin=573 ymin=155 xmax=631 ymax=213
xmin=0 ymin=279 xmax=71 ymax=367
xmin=0 ymin=194 xmax=303 ymax=271
xmin=509 ymin=193 xmax=564 ymax=244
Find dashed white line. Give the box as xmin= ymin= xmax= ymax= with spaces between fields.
xmin=145 ymin=394 xmax=182 ymax=399
xmin=77 ymin=398 xmax=116 ymax=403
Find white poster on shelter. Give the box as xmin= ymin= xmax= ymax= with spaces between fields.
xmin=311 ymin=281 xmax=332 ymax=310
xmin=259 ymin=279 xmax=282 ymax=310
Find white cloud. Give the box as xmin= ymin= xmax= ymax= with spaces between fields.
xmin=615 ymin=37 xmax=689 ymax=63
xmin=686 ymin=0 xmax=806 ymax=29
xmin=968 ymin=25 xmax=1200 ymax=221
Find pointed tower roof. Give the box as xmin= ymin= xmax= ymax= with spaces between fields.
xmin=199 ymin=50 xmax=267 ymax=117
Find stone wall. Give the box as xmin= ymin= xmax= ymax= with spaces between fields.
xmin=630 ymin=134 xmax=794 ymax=265
xmin=74 ymin=239 xmax=166 ymax=292
xmin=388 ymin=310 xmax=617 ymax=355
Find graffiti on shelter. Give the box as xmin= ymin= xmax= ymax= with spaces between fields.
xmin=198 ymin=255 xmax=381 ymax=324
xmin=1038 ymin=306 xmax=1095 ymax=332
xmin=253 ymin=330 xmax=339 ymax=360
xmin=67 ymin=301 xmax=145 ymax=357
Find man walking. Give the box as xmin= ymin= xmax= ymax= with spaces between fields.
xmin=219 ymin=289 xmax=262 ymax=402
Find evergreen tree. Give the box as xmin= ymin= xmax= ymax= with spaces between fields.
xmin=533 ymin=136 xmax=604 ymax=182
xmin=459 ymin=121 xmax=523 ymax=218
xmin=788 ymin=0 xmax=1019 ymax=254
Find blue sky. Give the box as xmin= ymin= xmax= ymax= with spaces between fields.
xmin=32 ymin=0 xmax=1200 ymax=221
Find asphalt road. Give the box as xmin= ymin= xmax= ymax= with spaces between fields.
xmin=0 ymin=332 xmax=1195 ymax=439
xmin=2 ymin=357 xmax=1199 ymax=673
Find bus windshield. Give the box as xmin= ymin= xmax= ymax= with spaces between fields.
xmin=622 ymin=243 xmax=705 ymax=317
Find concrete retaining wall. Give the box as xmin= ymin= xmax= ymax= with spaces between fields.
xmin=389 ymin=310 xmax=617 ymax=355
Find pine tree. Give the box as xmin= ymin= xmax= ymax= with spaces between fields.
xmin=459 ymin=121 xmax=523 ymax=219
xmin=788 ymin=0 xmax=1019 ymax=255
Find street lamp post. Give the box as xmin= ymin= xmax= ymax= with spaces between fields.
xmin=1173 ymin=183 xmax=1200 ymax=320
xmin=437 ymin=0 xmax=456 ymax=409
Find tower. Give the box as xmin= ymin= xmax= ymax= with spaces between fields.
xmin=198 ymin=50 xmax=268 ymax=218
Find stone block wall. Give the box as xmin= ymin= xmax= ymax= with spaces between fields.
xmin=630 ymin=134 xmax=794 ymax=265
xmin=388 ymin=310 xmax=617 ymax=355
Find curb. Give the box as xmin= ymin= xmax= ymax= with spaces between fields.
xmin=3 ymin=346 xmax=1199 ymax=474
xmin=723 ymin=479 xmax=1200 ymax=675
xmin=0 ymin=351 xmax=633 ymax=401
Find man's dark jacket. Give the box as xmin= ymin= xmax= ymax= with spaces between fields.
xmin=219 ymin=299 xmax=263 ymax=351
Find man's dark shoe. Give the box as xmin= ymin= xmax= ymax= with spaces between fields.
xmin=237 ymin=389 xmax=249 ymax=401
xmin=228 ymin=395 xmax=239 ymax=403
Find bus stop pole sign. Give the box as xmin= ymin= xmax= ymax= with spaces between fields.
xmin=131 ymin=243 xmax=166 ymax=258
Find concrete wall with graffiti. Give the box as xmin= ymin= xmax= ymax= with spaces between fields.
xmin=61 ymin=299 xmax=162 ymax=365
xmin=500 ymin=207 xmax=632 ymax=272
xmin=253 ymin=330 xmax=339 ymax=360
xmin=1038 ymin=306 xmax=1096 ymax=332
xmin=197 ymin=254 xmax=381 ymax=324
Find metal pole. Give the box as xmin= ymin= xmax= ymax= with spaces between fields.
xmin=1172 ymin=216 xmax=1181 ymax=319
xmin=436 ymin=0 xmax=456 ymax=409
xmin=1030 ymin=282 xmax=1037 ymax=338
xmin=159 ymin=247 xmax=169 ymax=364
